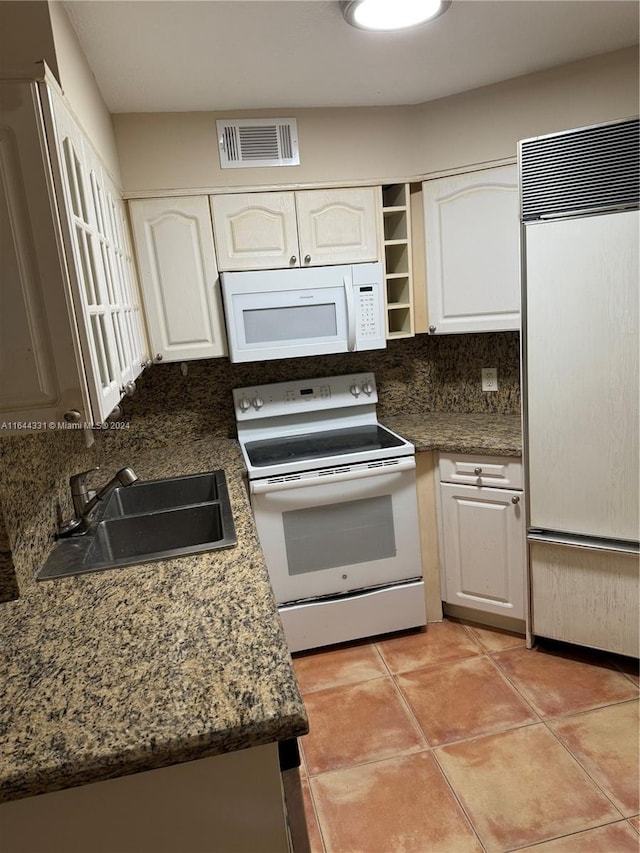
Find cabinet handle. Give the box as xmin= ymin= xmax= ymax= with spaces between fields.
xmin=474 ymin=467 xmax=483 ymax=475
xmin=290 ymin=255 xmax=297 ymax=265
xmin=155 ymin=353 xmax=163 ymax=362
xmin=429 ymin=325 xmax=437 ymax=333
xmin=511 ymin=495 xmax=520 ymax=505
xmin=63 ymin=410 xmax=82 ymax=423
xmin=304 ymin=254 xmax=311 ymax=264
xmin=121 ymin=381 xmax=136 ymax=398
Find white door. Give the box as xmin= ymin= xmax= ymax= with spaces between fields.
xmin=440 ymin=482 xmax=525 ymax=619
xmin=525 ymin=211 xmax=639 ymax=542
xmin=295 ymin=187 xmax=380 ymax=267
xmin=424 ymin=165 xmax=520 ymax=334
xmin=210 ymin=191 xmax=299 ymax=271
xmin=130 ymin=196 xmax=226 ymax=362
xmin=251 ymin=461 xmax=422 ymax=605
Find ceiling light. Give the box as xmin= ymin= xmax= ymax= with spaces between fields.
xmin=341 ymin=0 xmax=451 ymax=31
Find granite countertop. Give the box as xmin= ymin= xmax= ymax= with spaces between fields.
xmin=383 ymin=412 xmax=522 ymax=456
xmin=0 ymin=439 xmax=308 ymax=804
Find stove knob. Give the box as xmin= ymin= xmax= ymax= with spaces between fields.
xmin=350 ymin=384 xmax=361 ymax=397
xmin=252 ymin=396 xmax=264 ymax=410
xmin=238 ymin=397 xmax=251 ymax=412
xmin=362 ymin=381 xmax=374 ymax=396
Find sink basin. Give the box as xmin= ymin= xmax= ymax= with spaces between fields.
xmin=84 ymin=504 xmax=234 ymax=568
xmin=37 ymin=470 xmax=237 ymax=580
xmin=102 ymin=472 xmax=220 ymax=519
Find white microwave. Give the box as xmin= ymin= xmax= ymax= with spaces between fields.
xmin=220 ymin=263 xmax=386 ymax=363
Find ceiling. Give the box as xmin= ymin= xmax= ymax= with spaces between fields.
xmin=63 ymin=0 xmax=639 ymax=114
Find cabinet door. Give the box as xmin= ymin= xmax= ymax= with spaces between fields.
xmin=0 ymin=81 xmax=87 ymax=425
xmin=130 ymin=196 xmax=226 ymax=362
xmin=424 ymin=165 xmax=519 ymax=334
xmin=210 ymin=191 xmax=299 ymax=271
xmin=295 ymin=187 xmax=380 ymax=266
xmin=83 ymin=145 xmax=148 ymax=389
xmin=440 ymin=482 xmax=525 ymax=619
xmin=44 ymin=85 xmax=124 ymax=422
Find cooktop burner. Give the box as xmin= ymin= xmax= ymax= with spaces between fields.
xmin=244 ymin=424 xmax=405 ymax=468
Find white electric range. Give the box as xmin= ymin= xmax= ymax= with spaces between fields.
xmin=233 ymin=373 xmax=426 ymax=652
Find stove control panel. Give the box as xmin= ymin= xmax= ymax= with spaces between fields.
xmin=233 ymin=373 xmax=378 ymax=421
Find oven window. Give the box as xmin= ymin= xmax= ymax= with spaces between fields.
xmin=243 ymin=304 xmax=337 ymax=344
xmin=282 ymin=495 xmax=396 ymax=575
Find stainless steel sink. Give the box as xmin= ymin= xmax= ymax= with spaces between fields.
xmin=101 ymin=472 xmax=220 ymax=519
xmin=38 ymin=471 xmax=237 ymax=580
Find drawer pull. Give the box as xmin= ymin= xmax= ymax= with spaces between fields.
xmin=511 ymin=495 xmax=520 ymax=505
xmin=474 ymin=467 xmax=483 ymax=475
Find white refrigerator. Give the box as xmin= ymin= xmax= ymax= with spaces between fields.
xmin=520 ymin=119 xmax=639 ymax=657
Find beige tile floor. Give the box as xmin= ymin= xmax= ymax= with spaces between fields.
xmin=293 ymin=620 xmax=639 ymax=853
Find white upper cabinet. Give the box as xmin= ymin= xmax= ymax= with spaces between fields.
xmin=0 ymin=78 xmax=148 ymax=429
xmin=294 ymin=187 xmax=379 ymax=267
xmin=0 ymin=81 xmax=84 ymax=425
xmin=130 ymin=197 xmax=227 ymax=362
xmin=210 ymin=191 xmax=299 ymax=271
xmin=211 ymin=187 xmax=380 ymax=271
xmin=423 ymin=165 xmax=520 ymax=334
xmin=44 ymin=84 xmax=148 ymax=420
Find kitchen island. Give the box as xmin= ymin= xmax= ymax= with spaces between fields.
xmin=0 ymin=437 xmax=308 ymax=845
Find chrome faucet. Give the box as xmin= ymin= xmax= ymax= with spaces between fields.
xmin=58 ymin=466 xmax=139 ymax=537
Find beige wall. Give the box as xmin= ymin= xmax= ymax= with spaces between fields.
xmin=114 ymin=105 xmax=418 ymax=195
xmin=0 ymin=1 xmax=58 ymax=80
xmin=48 ymin=1 xmax=121 ymax=182
xmin=113 ymin=47 xmax=639 ymax=197
xmin=415 ymin=46 xmax=640 ymax=176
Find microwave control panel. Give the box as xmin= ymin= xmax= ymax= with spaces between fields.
xmin=356 ymin=285 xmax=382 ymax=340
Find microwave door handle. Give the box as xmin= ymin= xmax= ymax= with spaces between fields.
xmin=344 ymin=276 xmax=356 ymax=351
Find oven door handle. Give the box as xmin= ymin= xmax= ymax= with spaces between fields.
xmin=344 ymin=275 xmax=356 ymax=351
xmin=250 ymin=457 xmax=416 ymax=494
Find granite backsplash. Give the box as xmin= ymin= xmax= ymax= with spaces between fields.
xmin=0 ymin=331 xmax=520 ymax=593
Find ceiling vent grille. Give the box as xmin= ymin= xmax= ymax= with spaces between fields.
xmin=217 ymin=118 xmax=299 ymax=169
xmin=519 ymin=117 xmax=639 ymax=221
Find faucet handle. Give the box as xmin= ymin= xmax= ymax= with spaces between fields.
xmin=70 ymin=467 xmax=100 ymax=493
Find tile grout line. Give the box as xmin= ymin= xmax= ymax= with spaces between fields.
xmin=429 ymin=742 xmax=489 ymax=853
xmin=502 ymin=817 xmax=639 ymax=852
xmin=304 ymin=775 xmax=329 ymax=853
xmin=541 ymin=713 xmax=630 ymax=822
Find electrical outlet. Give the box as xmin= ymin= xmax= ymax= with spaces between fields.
xmin=482 ymin=367 xmax=498 ymax=392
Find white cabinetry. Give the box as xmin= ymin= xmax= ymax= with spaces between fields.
xmin=129 ymin=197 xmax=226 ymax=362
xmin=423 ymin=165 xmax=520 ymax=334
xmin=210 ymin=187 xmax=380 ymax=271
xmin=438 ymin=453 xmax=526 ymax=620
xmin=0 ymin=78 xmax=148 ymax=428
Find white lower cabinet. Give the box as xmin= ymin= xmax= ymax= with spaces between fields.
xmin=129 ymin=196 xmax=227 ymax=362
xmin=438 ymin=454 xmax=526 ymax=620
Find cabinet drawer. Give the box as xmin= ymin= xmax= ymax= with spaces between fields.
xmin=439 ymin=454 xmax=523 ymax=489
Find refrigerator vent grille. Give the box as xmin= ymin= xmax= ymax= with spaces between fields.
xmin=520 ymin=118 xmax=639 ymax=221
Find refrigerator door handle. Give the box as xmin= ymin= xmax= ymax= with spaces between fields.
xmin=528 ymin=530 xmax=639 ymax=555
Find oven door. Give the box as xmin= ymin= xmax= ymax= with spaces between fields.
xmin=250 ymin=458 xmax=422 ymax=605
